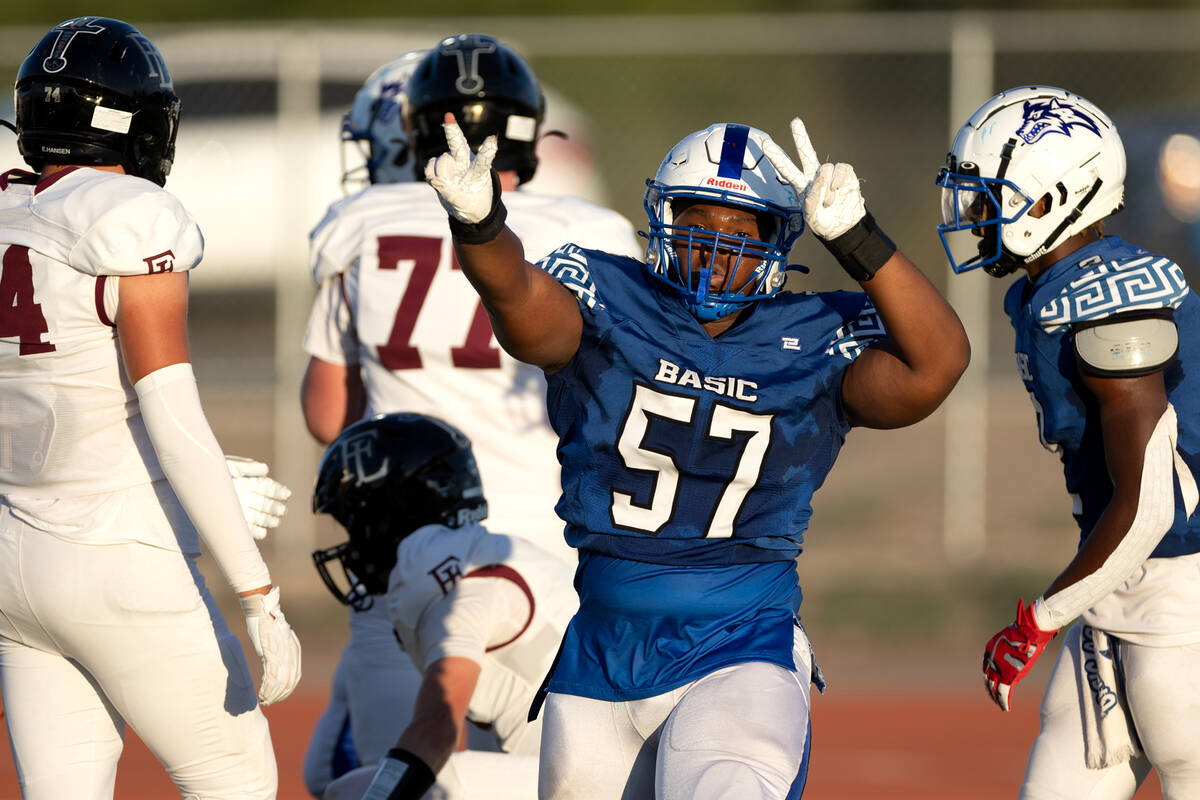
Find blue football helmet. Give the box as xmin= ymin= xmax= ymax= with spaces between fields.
xmin=642 ymin=123 xmax=804 ymax=322
xmin=341 ymin=51 xmax=427 ymax=190
xmin=937 ymin=86 xmax=1126 ymax=277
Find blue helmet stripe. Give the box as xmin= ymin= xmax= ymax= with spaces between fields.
xmin=716 ymin=123 xmax=750 ymax=179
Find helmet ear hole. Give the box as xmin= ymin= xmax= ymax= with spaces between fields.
xmin=1030 ymin=194 xmax=1052 ymax=219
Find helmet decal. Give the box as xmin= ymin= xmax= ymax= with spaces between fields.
xmin=129 ymin=33 xmax=173 ymax=91
xmin=1017 ymin=98 xmax=1101 ymax=145
xmin=716 ymin=123 xmax=750 ymax=179
xmin=42 ymin=17 xmax=105 ymax=74
xmin=441 ymin=34 xmax=497 ymax=95
xmin=337 ymin=429 xmax=390 ymax=487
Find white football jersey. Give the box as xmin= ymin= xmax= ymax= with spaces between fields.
xmin=303 ymin=183 xmax=640 ymax=559
xmin=386 ymin=523 xmax=577 ymax=752
xmin=0 ymin=167 xmax=202 ymax=503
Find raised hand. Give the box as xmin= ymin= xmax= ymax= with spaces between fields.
xmin=761 ymin=116 xmax=820 ymax=202
xmin=425 ymin=113 xmax=499 ymax=224
xmin=803 ymin=162 xmax=867 ymax=241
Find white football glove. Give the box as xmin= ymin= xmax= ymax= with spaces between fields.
xmin=239 ymin=586 xmax=302 ymax=706
xmin=226 ymin=455 xmax=292 ymax=541
xmin=804 ymin=162 xmax=867 ymax=241
xmin=425 ymin=114 xmax=498 ymax=224
xmin=761 ymin=116 xmax=820 ymax=204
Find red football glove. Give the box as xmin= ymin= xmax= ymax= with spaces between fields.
xmin=982 ymin=598 xmax=1059 ymax=712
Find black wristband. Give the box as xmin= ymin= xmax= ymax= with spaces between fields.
xmin=364 ymin=747 xmax=436 ymax=800
xmin=447 ymin=169 xmax=507 ymax=245
xmin=818 ymin=210 xmax=897 ymax=282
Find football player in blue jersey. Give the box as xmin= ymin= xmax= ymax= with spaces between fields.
xmin=419 ymin=114 xmax=969 ymax=799
xmin=939 ymin=86 xmax=1200 ymax=798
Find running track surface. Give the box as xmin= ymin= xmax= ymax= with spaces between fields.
xmin=1 ymin=689 xmax=1164 ymax=798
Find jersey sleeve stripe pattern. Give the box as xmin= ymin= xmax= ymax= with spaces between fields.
xmin=536 ymin=244 xmax=605 ymax=312
xmin=1038 ymin=257 xmax=1189 ymax=332
xmin=824 ymin=303 xmax=887 ymax=360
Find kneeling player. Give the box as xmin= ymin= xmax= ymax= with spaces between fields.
xmin=310 ymin=413 xmax=577 ymax=800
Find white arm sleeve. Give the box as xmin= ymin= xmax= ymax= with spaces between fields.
xmin=1035 ymin=403 xmax=1200 ymax=630
xmin=134 ymin=362 xmax=272 ymax=593
xmin=418 ymin=577 xmax=531 ymax=667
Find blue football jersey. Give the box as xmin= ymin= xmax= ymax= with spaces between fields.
xmin=1004 ymin=235 xmax=1200 ymax=559
xmin=535 ymin=244 xmax=885 ymax=698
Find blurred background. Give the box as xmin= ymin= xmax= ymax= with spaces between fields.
xmin=3 ymin=1 xmax=1200 ymax=796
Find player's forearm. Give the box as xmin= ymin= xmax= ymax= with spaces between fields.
xmin=134 ymin=363 xmax=272 ymax=593
xmin=452 ymin=226 xmax=535 ymax=310
xmin=1035 ymin=404 xmax=1181 ymax=629
xmin=395 ymin=709 xmax=459 ymax=774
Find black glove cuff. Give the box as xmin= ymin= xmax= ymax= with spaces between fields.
xmin=373 ymin=747 xmax=437 ymax=800
xmin=818 ymin=210 xmax=897 ymax=282
xmin=447 ymin=169 xmax=507 ymax=245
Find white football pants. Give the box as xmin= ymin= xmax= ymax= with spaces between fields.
xmin=0 ymin=504 xmax=276 ymax=800
xmin=323 ymin=751 xmax=539 ymax=800
xmin=538 ymin=624 xmax=813 ymax=800
xmin=1022 ymin=623 xmax=1200 ymax=800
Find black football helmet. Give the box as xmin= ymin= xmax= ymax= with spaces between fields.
xmin=403 ymin=33 xmax=545 ymax=184
xmin=311 ymin=413 xmax=488 ymax=611
xmin=14 ymin=17 xmax=180 ymax=186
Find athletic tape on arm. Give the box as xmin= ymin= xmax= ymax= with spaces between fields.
xmin=134 ymin=362 xmax=272 ymax=592
xmin=1034 ymin=404 xmax=1199 ymax=630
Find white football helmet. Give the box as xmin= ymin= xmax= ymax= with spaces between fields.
xmin=937 ymin=86 xmax=1126 ymax=276
xmin=642 ymin=123 xmax=805 ymax=321
xmin=340 ymin=51 xmax=427 ymax=190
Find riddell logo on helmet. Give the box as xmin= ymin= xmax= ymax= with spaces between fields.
xmin=704 ymin=177 xmax=749 ymax=192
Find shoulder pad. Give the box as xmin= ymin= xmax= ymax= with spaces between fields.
xmin=1037 ymin=255 xmax=1189 ymax=333
xmin=1074 ymin=312 xmax=1178 ymax=376
xmin=63 ymin=172 xmax=202 ymax=277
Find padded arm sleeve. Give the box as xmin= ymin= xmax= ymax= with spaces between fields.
xmin=134 ymin=362 xmax=272 ymax=593
xmin=1034 ymin=403 xmax=1200 ymax=630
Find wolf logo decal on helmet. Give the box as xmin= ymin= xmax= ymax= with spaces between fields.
xmin=1017 ymin=98 xmax=1102 ymax=145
